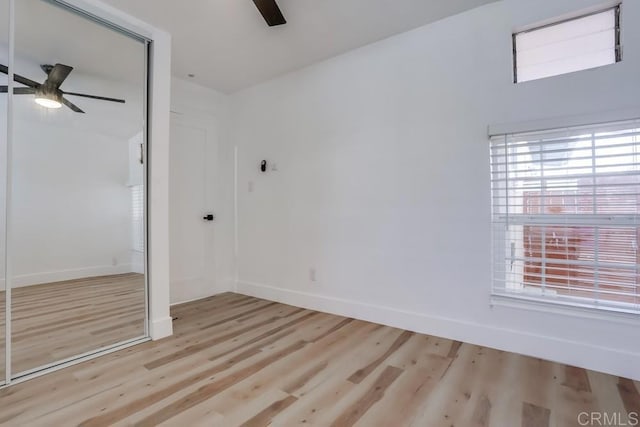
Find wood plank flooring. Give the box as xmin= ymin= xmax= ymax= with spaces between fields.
xmin=0 ymin=273 xmax=145 ymax=375
xmin=0 ymin=292 xmax=638 ymax=426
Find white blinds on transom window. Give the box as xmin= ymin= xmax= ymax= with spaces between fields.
xmin=490 ymin=119 xmax=640 ymax=313
xmin=514 ymin=7 xmax=618 ymax=83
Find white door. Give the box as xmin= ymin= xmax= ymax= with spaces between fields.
xmin=169 ymin=117 xmax=215 ymax=304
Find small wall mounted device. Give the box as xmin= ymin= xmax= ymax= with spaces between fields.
xmin=260 ymin=160 xmax=267 ymax=172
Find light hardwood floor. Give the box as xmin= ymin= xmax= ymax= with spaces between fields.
xmin=0 ymin=292 xmax=639 ymax=426
xmin=0 ymin=273 xmax=145 ymax=375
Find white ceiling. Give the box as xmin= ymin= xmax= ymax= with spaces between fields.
xmin=0 ymin=0 xmax=145 ymax=87
xmin=100 ymin=0 xmax=497 ymax=93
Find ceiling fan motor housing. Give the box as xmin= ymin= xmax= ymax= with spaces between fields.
xmin=35 ymin=83 xmax=64 ymax=104
xmin=41 ymin=64 xmax=55 ymax=75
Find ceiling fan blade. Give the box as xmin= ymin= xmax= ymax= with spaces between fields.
xmin=0 ymin=86 xmax=37 ymax=94
xmin=45 ymin=64 xmax=74 ymax=88
xmin=63 ymin=91 xmax=125 ymax=104
xmin=252 ymin=0 xmax=286 ymax=26
xmin=0 ymin=63 xmax=42 ymax=88
xmin=62 ymin=97 xmax=85 ymax=113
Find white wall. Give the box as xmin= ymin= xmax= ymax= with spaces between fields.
xmin=10 ymin=115 xmax=133 ymax=286
xmin=230 ymin=0 xmax=640 ymax=380
xmin=169 ymin=77 xmax=233 ymax=303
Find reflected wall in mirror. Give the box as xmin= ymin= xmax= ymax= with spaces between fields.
xmin=5 ymin=0 xmax=148 ymax=376
xmin=0 ymin=0 xmax=8 ymax=385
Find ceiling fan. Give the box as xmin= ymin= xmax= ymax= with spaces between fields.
xmin=0 ymin=63 xmax=125 ymax=113
xmin=253 ymin=0 xmax=286 ymax=26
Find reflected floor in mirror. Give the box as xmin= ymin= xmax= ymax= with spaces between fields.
xmin=0 ymin=273 xmax=145 ymax=375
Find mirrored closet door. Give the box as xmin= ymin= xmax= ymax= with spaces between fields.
xmin=2 ymin=0 xmax=149 ymax=381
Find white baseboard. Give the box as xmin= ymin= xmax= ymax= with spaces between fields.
xmin=170 ymin=277 xmax=210 ymax=305
xmin=170 ymin=296 xmax=208 ymax=306
xmin=0 ymin=264 xmax=137 ymax=289
xmin=236 ymin=280 xmax=640 ymax=381
xmin=221 ymin=277 xmax=237 ymax=293
xmin=149 ymin=315 xmax=173 ymax=340
xmin=170 ymin=276 xmax=236 ymax=306
xmin=170 ymin=289 xmax=235 ymax=307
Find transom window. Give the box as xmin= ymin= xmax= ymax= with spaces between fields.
xmin=490 ymin=119 xmax=640 ymax=313
xmin=513 ymin=6 xmax=621 ymax=83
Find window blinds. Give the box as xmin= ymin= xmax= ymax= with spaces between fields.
xmin=131 ymin=185 xmax=145 ymax=253
xmin=490 ymin=119 xmax=640 ymax=313
xmin=514 ymin=7 xmax=619 ymax=83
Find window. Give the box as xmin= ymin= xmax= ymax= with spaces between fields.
xmin=131 ymin=185 xmax=144 ymax=253
xmin=490 ymin=119 xmax=640 ymax=314
xmin=513 ymin=6 xmax=621 ymax=83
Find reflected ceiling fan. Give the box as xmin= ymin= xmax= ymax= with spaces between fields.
xmin=253 ymin=0 xmax=286 ymax=26
xmin=0 ymin=63 xmax=125 ymax=113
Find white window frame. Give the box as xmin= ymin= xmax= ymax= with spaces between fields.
xmin=512 ymin=5 xmax=622 ymax=83
xmin=490 ymin=117 xmax=640 ymax=316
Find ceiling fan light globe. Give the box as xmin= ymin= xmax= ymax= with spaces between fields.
xmin=35 ymin=96 xmax=63 ymax=109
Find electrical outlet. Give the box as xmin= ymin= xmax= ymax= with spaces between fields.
xmin=112 ymin=257 xmax=118 ymax=266
xmin=309 ymin=268 xmax=317 ymax=282
xmin=248 ymin=181 xmax=254 ymax=193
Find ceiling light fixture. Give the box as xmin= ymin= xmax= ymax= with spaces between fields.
xmin=34 ymin=86 xmax=63 ymax=109
xmin=35 ymin=96 xmax=62 ymax=109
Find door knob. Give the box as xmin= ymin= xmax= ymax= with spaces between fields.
xmin=203 ymin=214 xmax=215 ymax=221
